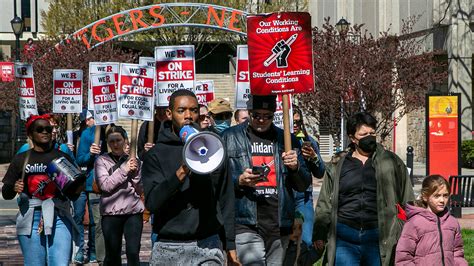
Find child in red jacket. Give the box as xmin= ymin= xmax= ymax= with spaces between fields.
xmin=395 ymin=175 xmax=468 ymax=265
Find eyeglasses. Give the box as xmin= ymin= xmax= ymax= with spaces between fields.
xmin=199 ymin=114 xmax=211 ymax=121
xmin=251 ymin=113 xmax=274 ymax=121
xmin=34 ymin=125 xmax=53 ymax=134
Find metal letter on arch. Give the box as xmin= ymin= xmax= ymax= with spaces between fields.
xmin=71 ymin=3 xmax=249 ymax=49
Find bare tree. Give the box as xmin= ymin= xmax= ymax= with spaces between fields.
xmin=296 ymin=17 xmax=447 ymax=148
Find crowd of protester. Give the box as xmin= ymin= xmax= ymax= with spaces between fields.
xmin=1 ymin=89 xmax=468 ymax=266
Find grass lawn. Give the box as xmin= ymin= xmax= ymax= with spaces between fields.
xmin=311 ymin=229 xmax=474 ymax=265
xmin=462 ymin=229 xmax=474 ymax=264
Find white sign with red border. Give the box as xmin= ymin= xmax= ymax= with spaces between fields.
xmin=88 ymin=62 xmax=119 ymax=109
xmin=118 ymin=63 xmax=155 ymax=121
xmin=194 ymin=80 xmax=215 ymax=105
xmin=53 ymin=69 xmax=83 ymax=113
xmin=139 ymin=57 xmax=155 ymax=67
xmin=15 ymin=63 xmax=38 ymax=120
xmin=235 ymin=45 xmax=250 ymax=109
xmin=90 ymin=73 xmax=118 ymax=125
xmin=155 ymin=45 xmax=195 ymax=106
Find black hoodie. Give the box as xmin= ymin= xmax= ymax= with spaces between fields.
xmin=141 ymin=120 xmax=236 ymax=250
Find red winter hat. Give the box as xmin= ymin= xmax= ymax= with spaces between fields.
xmin=25 ymin=114 xmax=51 ymax=133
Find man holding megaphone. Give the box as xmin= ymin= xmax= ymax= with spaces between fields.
xmin=141 ymin=90 xmax=239 ymax=265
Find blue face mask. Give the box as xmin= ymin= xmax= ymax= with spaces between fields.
xmin=214 ymin=119 xmax=231 ymax=133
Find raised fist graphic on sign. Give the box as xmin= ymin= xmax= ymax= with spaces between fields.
xmin=264 ymin=33 xmax=298 ymax=68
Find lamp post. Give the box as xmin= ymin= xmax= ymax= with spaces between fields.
xmin=10 ymin=15 xmax=24 ymax=61
xmin=335 ymin=17 xmax=350 ymax=33
xmin=335 ymin=17 xmax=351 ymax=151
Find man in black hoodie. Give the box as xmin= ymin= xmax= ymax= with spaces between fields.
xmin=141 ymin=89 xmax=238 ymax=265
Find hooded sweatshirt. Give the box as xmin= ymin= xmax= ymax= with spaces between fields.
xmin=395 ymin=204 xmax=468 ymax=266
xmin=141 ymin=121 xmax=236 ymax=250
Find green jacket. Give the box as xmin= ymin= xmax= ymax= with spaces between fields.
xmin=313 ymin=144 xmax=415 ymax=266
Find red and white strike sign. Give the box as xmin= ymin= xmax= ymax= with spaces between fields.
xmin=118 ymin=63 xmax=155 ymax=121
xmin=88 ymin=62 xmax=119 ymax=109
xmin=155 ymin=45 xmax=195 ymax=106
xmin=194 ymin=80 xmax=215 ymax=105
xmin=15 ymin=63 xmax=38 ymax=120
xmin=90 ymin=73 xmax=118 ymax=125
xmin=235 ymin=45 xmax=250 ymax=109
xmin=247 ymin=12 xmax=314 ymax=95
xmin=139 ymin=57 xmax=155 ymax=67
xmin=1 ymin=62 xmax=14 ymax=82
xmin=53 ymin=69 xmax=83 ymax=113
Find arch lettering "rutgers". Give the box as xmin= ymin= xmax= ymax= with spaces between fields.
xmin=72 ymin=3 xmax=248 ymax=49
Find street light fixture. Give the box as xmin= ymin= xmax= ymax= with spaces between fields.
xmin=335 ymin=17 xmax=350 ymax=33
xmin=335 ymin=17 xmax=351 ymax=151
xmin=10 ymin=15 xmax=24 ymax=61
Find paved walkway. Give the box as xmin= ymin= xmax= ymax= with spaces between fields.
xmin=0 ymin=162 xmax=473 ymax=264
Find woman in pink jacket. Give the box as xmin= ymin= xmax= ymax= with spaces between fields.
xmin=395 ymin=175 xmax=467 ymax=265
xmin=95 ymin=126 xmax=144 ymax=266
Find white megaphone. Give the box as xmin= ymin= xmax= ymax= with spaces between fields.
xmin=179 ymin=125 xmax=226 ymax=175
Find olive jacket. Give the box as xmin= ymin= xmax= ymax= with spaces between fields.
xmin=313 ymin=144 xmax=415 ymax=266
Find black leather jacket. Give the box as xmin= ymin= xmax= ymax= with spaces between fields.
xmin=221 ymin=121 xmax=312 ymax=228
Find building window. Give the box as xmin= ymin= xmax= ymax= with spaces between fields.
xmin=21 ymin=0 xmax=31 ymax=32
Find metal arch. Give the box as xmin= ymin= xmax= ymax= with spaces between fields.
xmin=70 ymin=3 xmax=249 ymax=49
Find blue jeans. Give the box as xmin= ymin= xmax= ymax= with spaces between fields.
xmin=150 ymin=214 xmax=158 ymax=247
xmin=73 ymin=191 xmax=96 ymax=256
xmin=335 ymin=223 xmax=381 ymax=266
xmin=18 ymin=209 xmax=72 ymax=266
xmin=295 ymin=190 xmax=314 ymax=246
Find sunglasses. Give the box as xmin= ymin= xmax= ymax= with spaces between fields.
xmin=34 ymin=125 xmax=53 ymax=134
xmin=199 ymin=114 xmax=211 ymax=120
xmin=251 ymin=113 xmax=274 ymax=121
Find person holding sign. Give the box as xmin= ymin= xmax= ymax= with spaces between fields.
xmin=17 ymin=114 xmax=75 ymax=158
xmin=221 ymin=95 xmax=312 ymax=265
xmin=141 ymin=90 xmax=238 ymax=265
xmin=2 ymin=115 xmax=83 ymax=265
xmin=313 ymin=112 xmax=414 ymax=266
xmin=95 ymin=125 xmax=144 ymax=266
xmin=75 ymin=112 xmax=107 ymax=264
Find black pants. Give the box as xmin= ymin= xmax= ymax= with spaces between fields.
xmin=102 ymin=213 xmax=143 ymax=266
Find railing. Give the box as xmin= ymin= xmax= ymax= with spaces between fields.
xmin=449 ymin=175 xmax=474 ymax=218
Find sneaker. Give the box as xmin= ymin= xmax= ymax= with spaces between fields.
xmin=73 ymin=252 xmax=84 ymax=264
xmin=88 ymin=253 xmax=97 ymax=263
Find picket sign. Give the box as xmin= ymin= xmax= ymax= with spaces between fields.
xmin=194 ymin=80 xmax=215 ymax=105
xmin=235 ymin=45 xmax=250 ymax=109
xmin=155 ymin=45 xmax=195 ymax=107
xmin=247 ymin=12 xmax=314 ymax=151
xmin=53 ymin=69 xmax=83 ymax=144
xmin=15 ymin=63 xmax=38 ymax=120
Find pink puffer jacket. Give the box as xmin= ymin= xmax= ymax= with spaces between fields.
xmin=395 ymin=204 xmax=468 ymax=265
